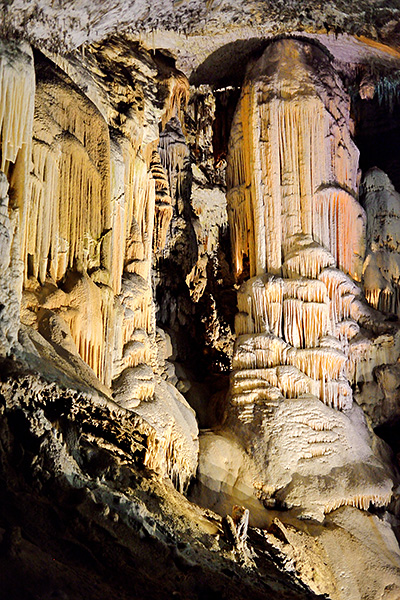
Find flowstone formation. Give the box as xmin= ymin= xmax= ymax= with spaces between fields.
xmin=0 ymin=37 xmax=200 ymax=494
xmin=193 ymin=39 xmax=400 ymax=598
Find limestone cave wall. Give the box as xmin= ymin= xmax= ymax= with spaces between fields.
xmin=1 ymin=15 xmax=400 ymax=600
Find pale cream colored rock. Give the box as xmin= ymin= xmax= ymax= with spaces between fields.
xmin=319 ymin=508 xmax=400 ymax=600
xmin=260 ymin=507 xmax=400 ymax=600
xmin=112 ymin=364 xmax=155 ymax=408
xmin=136 ymin=379 xmax=199 ymax=493
xmin=197 ymin=394 xmax=392 ymax=521
xmin=0 ymin=173 xmax=23 ymax=356
xmin=0 ymin=41 xmax=35 ymax=356
xmin=226 ymin=39 xmax=363 ymax=281
xmin=0 ymin=39 xmax=201 ymax=497
xmin=362 ymin=168 xmax=400 ymax=317
xmin=212 ymin=43 xmax=400 ymax=574
xmin=186 ymin=183 xmax=228 ymax=302
xmin=191 ymin=430 xmax=270 ymax=528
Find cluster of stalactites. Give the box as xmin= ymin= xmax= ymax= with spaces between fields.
xmin=161 ymin=72 xmax=190 ymax=131
xmin=0 ymin=42 xmax=34 ymax=179
xmin=150 ymin=149 xmax=173 ymax=252
xmin=0 ymin=40 xmax=35 ymax=292
xmin=362 ymin=169 xmax=400 ymax=318
xmin=324 ymin=493 xmax=391 ymax=514
xmin=236 ymin=274 xmax=334 ymax=348
xmin=142 ymin=410 xmax=195 ymax=495
xmin=38 ymin=272 xmax=115 ymax=385
xmin=21 ymin=57 xmax=161 ymax=384
xmin=27 ymin=72 xmax=111 ymax=286
xmin=313 ymin=187 xmax=366 ymax=282
xmin=231 ymin=331 xmax=352 ymax=411
xmin=158 ymin=115 xmax=191 ymax=211
xmin=226 ymin=39 xmax=362 ymax=282
xmin=233 ymin=265 xmax=367 ymax=410
xmin=120 ymin=138 xmax=155 ymax=283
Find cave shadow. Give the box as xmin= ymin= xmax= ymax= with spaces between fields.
xmin=189 ymin=34 xmax=336 ymax=88
xmin=189 ymin=37 xmax=268 ymax=88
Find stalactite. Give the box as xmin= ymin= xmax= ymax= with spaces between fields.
xmin=0 ymin=42 xmax=34 ymax=177
xmin=117 ymin=273 xmax=154 ymax=376
xmin=318 ymin=268 xmax=361 ymax=331
xmin=362 ymin=169 xmax=400 ymax=318
xmin=150 ymin=149 xmax=173 ymax=252
xmin=0 ymin=41 xmax=35 ymax=285
xmin=41 ymin=272 xmax=114 ymax=385
xmin=302 ymin=302 xmax=330 ymax=349
xmin=324 ymin=493 xmax=391 ymax=515
xmin=226 ymin=40 xmax=360 ymax=281
xmin=142 ymin=421 xmax=194 ymax=495
xmin=27 ymin=140 xmax=60 ymax=283
xmin=313 ymin=187 xmax=366 ymax=281
xmin=227 ymin=40 xmax=371 ymax=424
xmin=158 ymin=116 xmax=190 ymax=208
xmin=282 ymin=237 xmax=336 ymax=280
xmin=161 ymin=72 xmax=189 ymax=130
xmin=285 ymin=347 xmax=346 ymax=382
xmin=21 ymin=56 xmax=162 ymax=388
xmin=109 ymin=136 xmax=126 ymax=295
xmin=283 ymin=298 xmax=304 ymax=348
xmin=236 ymin=274 xmax=331 ymax=350
xmin=27 ymin=65 xmax=111 ymax=285
xmin=346 ymin=333 xmax=400 ymax=385
xmin=122 ymin=138 xmax=156 ymax=282
xmin=58 ymin=136 xmax=106 ymax=272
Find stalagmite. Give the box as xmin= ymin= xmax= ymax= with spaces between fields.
xmin=226 ymin=40 xmax=361 ymax=281
xmin=221 ymin=39 xmax=396 ymax=524
xmin=150 ymin=149 xmax=173 ymax=252
xmin=362 ymin=168 xmax=400 ymax=317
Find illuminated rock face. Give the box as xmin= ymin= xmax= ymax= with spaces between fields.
xmin=1 ymin=28 xmax=400 ymax=600
xmin=226 ymin=39 xmax=365 ymax=282
xmin=220 ymin=39 xmax=396 ymax=519
xmin=0 ymin=42 xmax=34 ymax=356
xmin=0 ymin=38 xmax=199 ymax=491
xmin=362 ymin=168 xmax=400 ymax=318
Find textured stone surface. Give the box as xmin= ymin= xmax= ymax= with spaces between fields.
xmin=0 ymin=359 xmax=324 ymax=600
xmin=1 ymin=11 xmax=400 ymax=600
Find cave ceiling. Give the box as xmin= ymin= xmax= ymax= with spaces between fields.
xmin=4 ymin=0 xmax=400 ymax=80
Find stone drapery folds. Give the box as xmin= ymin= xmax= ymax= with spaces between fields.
xmin=0 ymin=37 xmax=199 ymax=492
xmin=214 ymin=38 xmax=400 ymax=519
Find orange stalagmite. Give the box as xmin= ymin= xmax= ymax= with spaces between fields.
xmin=227 ymin=39 xmax=369 ymax=415
xmin=226 ymin=39 xmax=362 ymax=281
